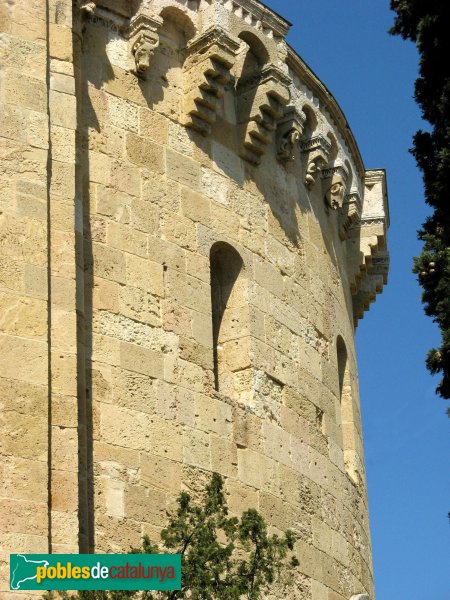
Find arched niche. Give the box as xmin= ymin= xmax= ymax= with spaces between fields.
xmin=234 ymin=30 xmax=290 ymax=163
xmin=210 ymin=242 xmax=247 ymax=396
xmin=336 ymin=335 xmax=359 ymax=484
xmin=301 ymin=104 xmax=318 ymax=139
xmin=233 ymin=30 xmax=269 ymax=85
xmin=148 ymin=7 xmax=196 ymax=114
xmin=326 ymin=131 xmax=339 ymax=164
xmin=159 ymin=6 xmax=196 ymax=44
xmin=344 ymin=158 xmax=353 ymax=190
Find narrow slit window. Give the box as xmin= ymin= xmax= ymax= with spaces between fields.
xmin=337 ymin=336 xmax=359 ymax=484
xmin=210 ymin=243 xmax=244 ymax=394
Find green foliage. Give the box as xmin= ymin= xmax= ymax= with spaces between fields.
xmin=44 ymin=473 xmax=298 ymax=600
xmin=391 ymin=0 xmax=450 ymax=403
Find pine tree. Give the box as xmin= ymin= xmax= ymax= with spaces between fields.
xmin=390 ymin=0 xmax=450 ymax=406
xmin=44 ymin=473 xmax=298 ymax=600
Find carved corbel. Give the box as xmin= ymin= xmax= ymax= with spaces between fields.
xmin=128 ymin=14 xmax=163 ymax=77
xmin=322 ymin=165 xmax=349 ymax=211
xmin=237 ymin=65 xmax=291 ymax=165
xmin=350 ymin=595 xmax=371 ymax=600
xmin=78 ymin=1 xmax=96 ymax=15
xmin=339 ymin=191 xmax=362 ymax=240
xmin=301 ymin=135 xmax=331 ymax=189
xmin=276 ymin=107 xmax=306 ymax=163
xmin=182 ymin=27 xmax=240 ymax=136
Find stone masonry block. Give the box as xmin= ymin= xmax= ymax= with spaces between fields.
xmin=140 ymin=453 xmax=182 ymax=494
xmin=161 ymin=212 xmax=197 ymax=252
xmin=3 ymin=456 xmax=47 ymax=503
xmin=210 ymin=436 xmax=237 ymax=478
xmin=139 ymin=109 xmax=168 ymax=145
xmin=181 ymin=188 xmax=211 ymax=226
xmin=49 ymin=23 xmax=72 ymax=61
xmin=4 ymin=70 xmax=47 ymax=112
xmin=126 ymin=132 xmax=165 ymax=174
xmin=225 ymin=480 xmax=259 ymax=514
xmin=166 ymin=149 xmax=200 ymax=189
xmin=147 ymin=237 xmax=186 ymax=272
xmin=107 ymin=222 xmax=148 ymax=258
xmin=183 ymin=428 xmax=211 ymax=470
xmin=194 ymin=395 xmax=232 ymax=437
xmin=124 ymin=484 xmax=166 ymax=524
xmin=237 ymin=448 xmax=264 ymax=489
xmin=262 ymin=421 xmax=291 ymax=467
xmin=120 ymin=342 xmax=164 ymax=379
xmin=125 ymin=254 xmax=164 ymax=296
xmin=109 ymin=94 xmax=139 ymax=133
xmin=0 ymin=499 xmax=47 ymax=536
xmin=166 ymin=270 xmax=210 ymax=314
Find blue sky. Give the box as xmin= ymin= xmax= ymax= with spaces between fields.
xmin=267 ymin=1 xmax=450 ymax=598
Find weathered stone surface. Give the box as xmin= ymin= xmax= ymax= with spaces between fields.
xmin=0 ymin=2 xmax=389 ymax=598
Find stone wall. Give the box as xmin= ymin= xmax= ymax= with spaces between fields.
xmin=0 ymin=1 xmax=390 ymax=599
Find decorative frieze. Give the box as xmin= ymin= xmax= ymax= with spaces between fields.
xmin=237 ymin=65 xmax=291 ymax=165
xmin=77 ymin=1 xmax=128 ymax=32
xmin=182 ymin=27 xmax=240 ymax=136
xmin=223 ymin=0 xmax=291 ymax=39
xmin=276 ymin=107 xmax=306 ymax=163
xmin=301 ymin=135 xmax=331 ymax=189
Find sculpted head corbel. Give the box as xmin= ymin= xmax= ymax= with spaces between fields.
xmin=304 ymin=154 xmax=327 ymax=188
xmin=301 ymin=135 xmax=332 ymax=189
xmin=128 ymin=14 xmax=163 ymax=77
xmin=132 ymin=31 xmax=159 ymax=74
xmin=322 ymin=165 xmax=349 ymax=211
xmin=339 ymin=191 xmax=362 ymax=240
xmin=277 ymin=107 xmax=306 ymax=163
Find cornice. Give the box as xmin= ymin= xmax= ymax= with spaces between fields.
xmin=286 ymin=47 xmax=365 ymax=180
xmin=223 ymin=0 xmax=291 ymax=38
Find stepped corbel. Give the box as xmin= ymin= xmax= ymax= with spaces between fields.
xmin=182 ymin=27 xmax=240 ymax=136
xmin=301 ymin=135 xmax=331 ymax=188
xmin=128 ymin=15 xmax=163 ymax=77
xmin=237 ymin=65 xmax=291 ymax=165
xmin=276 ymin=107 xmax=306 ymax=163
xmin=347 ymin=170 xmax=390 ymax=324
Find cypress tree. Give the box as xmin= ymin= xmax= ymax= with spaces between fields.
xmin=390 ymin=0 xmax=450 ymax=405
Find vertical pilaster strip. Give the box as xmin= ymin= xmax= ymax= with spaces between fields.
xmin=47 ymin=0 xmax=80 ymax=553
